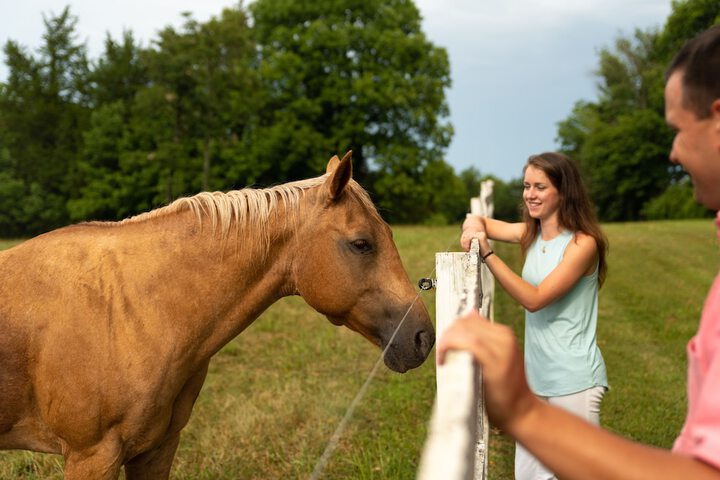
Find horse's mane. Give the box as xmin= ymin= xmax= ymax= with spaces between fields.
xmin=86 ymin=173 xmax=380 ymax=252
xmin=125 ymin=176 xmax=327 ymax=237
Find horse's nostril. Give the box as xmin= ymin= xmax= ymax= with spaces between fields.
xmin=414 ymin=330 xmax=432 ymax=354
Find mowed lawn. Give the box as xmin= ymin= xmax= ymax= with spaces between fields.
xmin=0 ymin=219 xmax=717 ymax=479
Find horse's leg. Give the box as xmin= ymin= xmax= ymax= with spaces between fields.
xmin=125 ymin=362 xmax=210 ymax=480
xmin=124 ymin=433 xmax=181 ymax=480
xmin=63 ymin=438 xmax=123 ymax=480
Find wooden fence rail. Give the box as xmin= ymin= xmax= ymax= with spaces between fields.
xmin=417 ymin=180 xmax=494 ymax=480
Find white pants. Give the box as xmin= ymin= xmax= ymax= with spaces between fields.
xmin=515 ymin=385 xmax=606 ymax=480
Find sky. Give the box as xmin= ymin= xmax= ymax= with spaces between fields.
xmin=1 ymin=0 xmax=673 ymax=181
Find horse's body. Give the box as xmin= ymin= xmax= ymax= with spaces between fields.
xmin=0 ymin=153 xmax=434 ymax=479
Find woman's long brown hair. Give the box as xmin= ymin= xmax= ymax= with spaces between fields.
xmin=519 ymin=152 xmax=608 ymax=287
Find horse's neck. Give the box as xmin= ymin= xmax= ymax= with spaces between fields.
xmin=142 ymin=206 xmax=298 ymax=362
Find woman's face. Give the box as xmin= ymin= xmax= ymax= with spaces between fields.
xmin=523 ymin=165 xmax=561 ymax=221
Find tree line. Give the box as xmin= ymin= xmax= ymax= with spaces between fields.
xmin=0 ymin=0 xmax=472 ymax=236
xmin=0 ymin=0 xmax=717 ymax=237
xmin=556 ymin=0 xmax=718 ymax=221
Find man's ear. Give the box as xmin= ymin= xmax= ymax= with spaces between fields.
xmin=325 ymin=151 xmax=352 ymax=201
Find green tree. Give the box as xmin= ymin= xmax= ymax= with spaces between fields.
xmin=140 ymin=19 xmax=205 ymax=204
xmin=3 ymin=2 xmax=461 ymax=231
xmin=641 ymin=179 xmax=712 ymax=220
xmin=70 ymin=6 xmax=259 ymax=220
xmin=594 ymin=29 xmax=659 ymax=118
xmin=580 ymin=109 xmax=671 ymax=221
xmin=0 ymin=6 xmax=90 ymax=233
xmin=417 ymin=158 xmax=467 ymax=224
xmin=454 ymin=168 xmax=523 ymax=223
xmin=68 ymin=32 xmax=150 ymax=221
xmin=0 ymin=138 xmax=27 ymax=236
xmin=655 ymin=0 xmax=720 ymax=59
xmin=486 ymin=175 xmax=524 ymax=223
xmin=459 ymin=166 xmax=482 ymax=199
xmin=556 ymin=100 xmax=599 ymax=159
xmin=249 ymin=0 xmax=453 ymax=201
xmin=556 ymin=0 xmax=719 ymax=221
xmin=180 ymin=8 xmax=259 ymax=191
xmin=67 ymin=101 xmax=128 ymax=220
xmin=88 ymin=31 xmax=148 ymax=113
xmin=371 ymin=151 xmax=465 ymax=224
xmin=135 ymin=7 xmax=257 ymax=202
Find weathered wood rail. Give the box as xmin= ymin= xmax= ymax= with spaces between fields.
xmin=417 ymin=180 xmax=494 ymax=480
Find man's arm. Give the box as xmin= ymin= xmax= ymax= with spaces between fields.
xmin=436 ymin=312 xmax=720 ymax=480
xmin=514 ymin=399 xmax=720 ymax=480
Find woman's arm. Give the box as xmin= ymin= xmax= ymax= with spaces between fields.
xmin=436 ymin=313 xmax=720 ymax=480
xmin=479 ymin=231 xmax=597 ymax=312
xmin=461 ymin=215 xmax=524 ymax=250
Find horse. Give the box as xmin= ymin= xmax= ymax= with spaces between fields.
xmin=0 ymin=151 xmax=434 ymax=479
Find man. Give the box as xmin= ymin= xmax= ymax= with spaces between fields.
xmin=439 ymin=25 xmax=720 ymax=479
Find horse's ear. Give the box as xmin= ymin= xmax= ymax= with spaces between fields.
xmin=325 ymin=151 xmax=353 ymax=201
xmin=326 ymin=155 xmax=340 ymax=174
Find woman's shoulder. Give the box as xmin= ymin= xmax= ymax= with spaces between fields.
xmin=569 ymin=231 xmax=598 ymax=253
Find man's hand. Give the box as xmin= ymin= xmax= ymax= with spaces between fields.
xmin=437 ymin=311 xmax=539 ymax=434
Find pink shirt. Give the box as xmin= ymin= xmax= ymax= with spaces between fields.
xmin=672 ymin=212 xmax=720 ymax=470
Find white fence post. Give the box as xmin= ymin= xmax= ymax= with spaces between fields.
xmin=417 ymin=180 xmax=494 ymax=480
xmin=473 ymin=180 xmax=494 ymax=479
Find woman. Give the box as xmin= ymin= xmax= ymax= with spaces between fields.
xmin=461 ymin=152 xmax=608 ymax=480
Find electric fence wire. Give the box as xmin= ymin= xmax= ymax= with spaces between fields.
xmin=310 ymin=232 xmax=462 ymax=479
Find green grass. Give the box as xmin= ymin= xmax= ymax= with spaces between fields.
xmin=487 ymin=219 xmax=718 ymax=477
xmin=0 ymin=220 xmax=717 ymax=479
xmin=0 ymin=239 xmax=24 ymax=250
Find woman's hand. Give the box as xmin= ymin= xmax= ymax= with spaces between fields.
xmin=461 ymin=215 xmax=487 ymax=251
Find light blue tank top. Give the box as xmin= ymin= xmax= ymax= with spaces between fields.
xmin=521 ymin=230 xmax=608 ymax=397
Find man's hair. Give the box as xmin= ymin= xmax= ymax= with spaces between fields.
xmin=666 ymin=24 xmax=720 ymax=119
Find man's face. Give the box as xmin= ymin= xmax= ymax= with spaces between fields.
xmin=664 ymin=71 xmax=720 ymax=211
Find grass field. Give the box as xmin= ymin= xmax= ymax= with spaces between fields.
xmin=0 ymin=219 xmax=717 ymax=479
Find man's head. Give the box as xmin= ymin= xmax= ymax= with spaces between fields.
xmin=664 ymin=25 xmax=720 ymax=210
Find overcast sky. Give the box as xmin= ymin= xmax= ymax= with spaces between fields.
xmin=2 ymin=0 xmax=673 ymax=181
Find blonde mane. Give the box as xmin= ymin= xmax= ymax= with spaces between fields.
xmin=105 ymin=173 xmax=380 ymax=252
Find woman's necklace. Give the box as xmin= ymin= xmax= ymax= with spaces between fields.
xmin=539 ymin=229 xmax=564 ymax=253
xmin=539 ymin=237 xmax=548 ymax=254
xmin=539 ymin=223 xmax=560 ymax=254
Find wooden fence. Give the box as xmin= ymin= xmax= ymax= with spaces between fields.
xmin=417 ymin=180 xmax=495 ymax=480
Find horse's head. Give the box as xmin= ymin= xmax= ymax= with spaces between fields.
xmin=293 ymin=152 xmax=434 ymax=373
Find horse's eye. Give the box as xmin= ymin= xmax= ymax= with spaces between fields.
xmin=350 ymin=239 xmax=373 ymax=254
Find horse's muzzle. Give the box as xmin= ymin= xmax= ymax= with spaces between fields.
xmin=382 ymin=308 xmax=435 ymax=373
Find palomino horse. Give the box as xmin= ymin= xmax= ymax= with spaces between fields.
xmin=0 ymin=152 xmax=434 ymax=479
